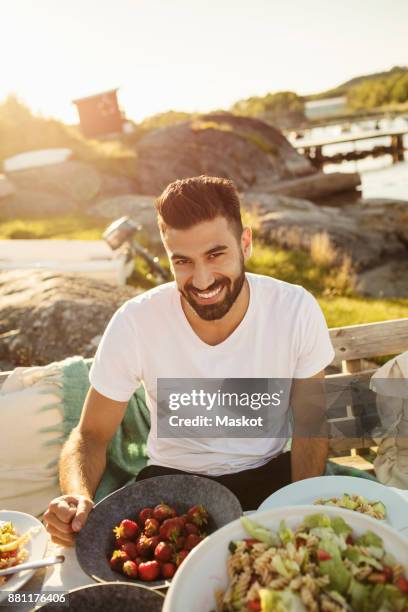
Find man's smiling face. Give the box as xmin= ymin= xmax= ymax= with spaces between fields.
xmin=162 ymin=216 xmax=251 ymax=321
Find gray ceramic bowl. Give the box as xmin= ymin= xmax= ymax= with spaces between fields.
xmin=76 ymin=474 xmax=242 ymax=588
xmin=38 ymin=582 xmax=164 ymax=611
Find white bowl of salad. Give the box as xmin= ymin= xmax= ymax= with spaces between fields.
xmin=163 ymin=505 xmax=408 ymax=612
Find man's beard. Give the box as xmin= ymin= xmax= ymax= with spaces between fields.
xmin=180 ymin=260 xmax=246 ymax=321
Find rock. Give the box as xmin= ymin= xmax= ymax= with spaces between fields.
xmin=0 ymin=174 xmax=15 ymax=199
xmin=98 ymin=173 xmax=138 ymax=197
xmin=356 ymin=262 xmax=408 ymax=297
xmin=89 ymin=194 xmax=161 ymax=245
xmin=245 ymin=193 xmax=408 ymax=271
xmin=7 ymin=160 xmax=101 ymax=203
xmin=258 ymin=171 xmax=361 ymax=201
xmin=0 ymin=189 xmax=77 ymax=219
xmin=136 ymin=113 xmax=317 ymax=195
xmin=1 ymin=162 xmax=141 ymax=219
xmin=0 ymin=270 xmax=140 ymax=367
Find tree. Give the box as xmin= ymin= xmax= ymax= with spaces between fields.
xmin=391 ymin=74 xmax=408 ymax=103
xmin=231 ymin=91 xmax=305 ymax=128
xmin=347 ymin=71 xmax=408 ymax=110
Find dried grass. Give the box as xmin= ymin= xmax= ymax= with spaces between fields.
xmin=310 ymin=232 xmax=337 ymax=268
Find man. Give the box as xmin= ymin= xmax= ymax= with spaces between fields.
xmin=44 ymin=175 xmax=334 ymax=546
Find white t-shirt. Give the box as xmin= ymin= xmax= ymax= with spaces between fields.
xmin=89 ymin=272 xmax=335 ymax=475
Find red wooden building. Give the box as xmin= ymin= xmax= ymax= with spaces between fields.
xmin=72 ymin=89 xmax=123 ymax=138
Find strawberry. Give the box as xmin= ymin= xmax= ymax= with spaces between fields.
xmin=185 ymin=533 xmax=203 ymax=550
xmin=395 ymin=576 xmax=408 ymax=593
xmin=247 ymin=599 xmax=261 ymax=611
xmin=159 ymin=517 xmax=184 ymax=542
xmin=148 ymin=536 xmax=161 ymax=551
xmin=153 ymin=503 xmax=177 ymax=522
xmin=144 ymin=518 xmax=160 ymax=536
xmin=154 ymin=541 xmax=173 ymax=562
xmin=113 ymin=519 xmax=139 ymax=540
xmin=122 ymin=560 xmax=138 ymax=578
xmin=316 ymin=549 xmax=332 ymax=561
xmin=161 ymin=562 xmax=176 ymax=579
xmin=136 ymin=534 xmax=153 ymax=558
xmin=139 ymin=507 xmax=154 ymax=524
xmin=179 ymin=514 xmax=188 ymax=526
xmin=138 ymin=560 xmax=161 ymax=581
xmin=185 ymin=522 xmax=199 ymax=535
xmin=121 ymin=542 xmax=138 ymax=560
xmin=114 ymin=536 xmax=128 ymax=548
xmin=174 ymin=536 xmax=186 ymax=551
xmin=187 ymin=504 xmax=209 ymax=527
xmin=175 ymin=549 xmax=189 ymax=567
xmin=109 ymin=549 xmax=129 ymax=572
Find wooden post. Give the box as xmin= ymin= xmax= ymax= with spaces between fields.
xmin=341 ymin=358 xmax=363 ymax=458
xmin=314 ymin=145 xmax=324 ymax=170
xmin=341 ymin=359 xmax=363 ymax=374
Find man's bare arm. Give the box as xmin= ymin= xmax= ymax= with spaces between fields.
xmin=291 ymin=437 xmax=329 ymax=481
xmin=45 ymin=386 xmax=128 ymax=545
xmin=59 ymin=386 xmax=128 ymax=498
xmin=290 ymin=369 xmax=329 ymax=481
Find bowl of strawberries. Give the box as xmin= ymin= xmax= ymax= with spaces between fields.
xmin=75 ymin=474 xmax=242 ymax=588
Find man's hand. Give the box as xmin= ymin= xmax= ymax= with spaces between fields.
xmin=44 ymin=494 xmax=94 ymax=547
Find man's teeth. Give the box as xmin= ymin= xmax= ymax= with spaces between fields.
xmin=195 ymin=285 xmax=223 ymax=299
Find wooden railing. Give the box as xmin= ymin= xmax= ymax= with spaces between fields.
xmin=330 ymin=317 xmax=408 ymax=373
xmin=326 ymin=318 xmax=408 ymax=462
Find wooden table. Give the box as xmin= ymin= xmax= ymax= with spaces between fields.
xmin=7 ymin=488 xmax=408 ymax=611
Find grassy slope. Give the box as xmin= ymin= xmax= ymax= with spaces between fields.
xmin=320 ymin=296 xmax=408 ymax=328
xmin=304 ymin=66 xmax=408 ymax=101
xmin=0 ymin=215 xmax=106 ymax=240
xmin=246 ymin=242 xmax=408 ymax=327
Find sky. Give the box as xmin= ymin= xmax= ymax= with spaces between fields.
xmin=1 ymin=0 xmax=407 ymax=124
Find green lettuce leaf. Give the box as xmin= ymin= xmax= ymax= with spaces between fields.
xmin=240 ymin=517 xmax=279 ymax=546
xmin=260 ymin=589 xmax=307 ymax=612
xmin=331 ymin=516 xmax=353 ymax=536
xmin=341 ymin=493 xmax=358 ymax=510
xmin=356 ymin=531 xmax=383 ymax=548
xmin=303 ymin=513 xmax=331 ymax=529
xmin=348 ymin=578 xmax=372 ymax=610
xmin=344 ymin=546 xmax=383 ymax=570
xmin=279 ymin=520 xmax=294 ymax=545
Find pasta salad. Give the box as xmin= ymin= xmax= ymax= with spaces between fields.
xmin=314 ymin=495 xmax=386 ymax=520
xmin=216 ymin=513 xmax=408 ymax=611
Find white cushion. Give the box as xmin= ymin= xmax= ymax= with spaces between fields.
xmin=0 ymin=363 xmax=65 ymax=516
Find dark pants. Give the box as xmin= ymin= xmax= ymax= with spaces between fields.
xmin=136 ymin=451 xmax=292 ymax=511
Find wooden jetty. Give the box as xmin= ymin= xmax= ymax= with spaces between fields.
xmin=295 ymin=129 xmax=407 ymax=169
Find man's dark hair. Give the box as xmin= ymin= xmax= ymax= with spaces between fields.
xmin=155 ymin=175 xmax=243 ymax=240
